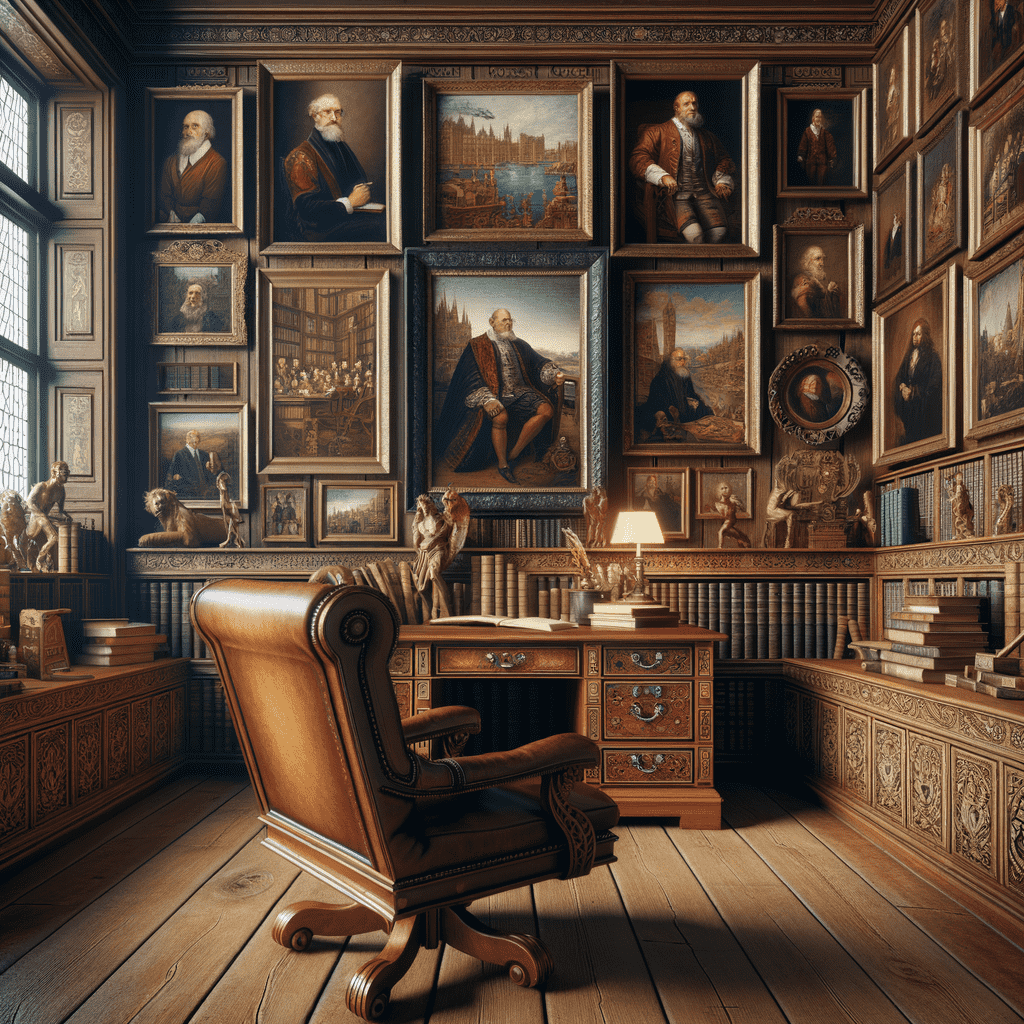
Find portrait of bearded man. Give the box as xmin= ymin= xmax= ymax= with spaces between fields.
xmin=167 ymin=279 xmax=226 ymax=334
xmin=157 ymin=108 xmax=228 ymax=225
xmin=788 ymin=244 xmax=843 ymax=320
xmin=636 ymin=347 xmax=715 ymax=440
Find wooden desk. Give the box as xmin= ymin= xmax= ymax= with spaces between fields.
xmin=394 ymin=623 xmax=726 ymax=829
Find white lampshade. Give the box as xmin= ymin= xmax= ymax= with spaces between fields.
xmin=610 ymin=510 xmax=665 ymax=546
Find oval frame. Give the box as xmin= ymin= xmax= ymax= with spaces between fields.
xmin=768 ymin=345 xmax=869 ymax=446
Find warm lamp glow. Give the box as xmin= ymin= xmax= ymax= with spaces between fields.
xmin=610 ymin=511 xmax=664 ymax=603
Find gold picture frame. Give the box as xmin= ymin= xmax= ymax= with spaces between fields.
xmin=626 ymin=468 xmax=690 ymax=540
xmin=315 ymin=480 xmax=398 ymax=545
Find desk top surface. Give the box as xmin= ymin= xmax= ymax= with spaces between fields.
xmin=398 ymin=623 xmax=728 ymax=642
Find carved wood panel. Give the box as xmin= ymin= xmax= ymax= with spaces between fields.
xmin=0 ymin=736 xmax=29 ymax=842
xmin=55 ymin=96 xmax=102 ymax=215
xmin=34 ymin=723 xmax=70 ymax=823
xmin=74 ymin=712 xmax=103 ymax=800
xmin=1006 ymin=765 xmax=1024 ymax=898
xmin=603 ymin=681 xmax=693 ymax=741
xmin=603 ymin=749 xmax=694 ymax=785
xmin=872 ymin=721 xmax=906 ymax=825
xmin=908 ymin=731 xmax=946 ymax=849
xmin=843 ymin=708 xmax=869 ymax=801
xmin=50 ymin=232 xmax=105 ymax=360
xmin=952 ymin=748 xmax=996 ymax=878
xmin=820 ymin=700 xmax=841 ymax=784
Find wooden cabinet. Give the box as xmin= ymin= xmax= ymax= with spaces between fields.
xmin=393 ymin=624 xmax=724 ymax=829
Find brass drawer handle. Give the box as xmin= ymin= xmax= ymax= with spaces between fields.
xmin=630 ymin=753 xmax=666 ymax=774
xmin=631 ymin=651 xmax=664 ymax=670
xmin=629 ymin=701 xmax=667 ymax=724
xmin=485 ymin=652 xmax=527 ymax=670
xmin=632 ymin=685 xmax=662 ymax=698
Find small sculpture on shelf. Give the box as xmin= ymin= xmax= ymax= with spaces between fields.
xmin=583 ymin=484 xmax=608 ymax=547
xmin=138 ymin=488 xmax=230 ymax=547
xmin=995 ymin=484 xmax=1015 ymax=536
xmin=24 ymin=460 xmax=72 ymax=572
xmin=844 ymin=490 xmax=877 ymax=548
xmin=411 ymin=485 xmax=471 ymax=620
xmin=712 ymin=480 xmax=750 ymax=549
xmin=0 ymin=489 xmax=29 ymax=570
xmin=763 ymin=468 xmax=821 ymax=548
xmin=216 ymin=472 xmax=245 ymax=548
xmin=945 ymin=471 xmax=975 ymax=539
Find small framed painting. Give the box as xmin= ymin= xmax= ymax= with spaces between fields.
xmin=917 ymin=110 xmax=964 ymax=274
xmin=259 ymin=482 xmax=309 ymax=545
xmin=627 ymin=468 xmax=690 ymax=540
xmin=315 ymin=480 xmax=398 ymax=545
xmin=874 ymin=24 xmax=912 ymax=173
xmin=917 ymin=0 xmax=961 ymax=135
xmin=873 ymin=161 xmax=913 ymax=303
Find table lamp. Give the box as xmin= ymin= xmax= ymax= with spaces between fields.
xmin=610 ymin=510 xmax=664 ymax=603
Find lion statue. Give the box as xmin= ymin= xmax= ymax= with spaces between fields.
xmin=0 ymin=488 xmax=29 ymax=569
xmin=138 ymin=488 xmax=229 ymax=548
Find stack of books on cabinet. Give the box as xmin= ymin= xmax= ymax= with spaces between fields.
xmin=76 ymin=619 xmax=168 ymax=666
xmin=587 ymin=600 xmax=680 ymax=629
xmin=879 ymin=595 xmax=987 ymax=683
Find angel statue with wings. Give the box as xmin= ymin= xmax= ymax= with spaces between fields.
xmin=412 ymin=485 xmax=471 ymax=619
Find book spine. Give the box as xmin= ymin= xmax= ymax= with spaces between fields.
xmin=180 ymin=581 xmax=193 ymax=659
xmin=518 ymin=571 xmax=529 ymax=622
xmin=687 ymin=583 xmax=698 ymax=627
xmin=170 ymin=580 xmax=181 ymax=657
xmin=858 ymin=581 xmax=870 ymax=640
xmin=493 ymin=553 xmax=505 ymax=617
xmin=549 ymin=587 xmax=561 ymax=622
xmin=781 ymin=582 xmax=793 ymax=659
xmin=827 ymin=582 xmax=837 ymax=659
xmin=471 ymin=555 xmax=482 ymax=615
xmin=806 ymin=583 xmax=817 ymax=658
xmin=538 ymin=586 xmax=550 ymax=619
xmin=480 ymin=555 xmax=494 ymax=615
xmin=768 ymin=582 xmax=781 ymax=660
xmin=792 ymin=583 xmax=804 ymax=658
xmin=506 ymin=561 xmax=516 ymax=619
xmin=731 ymin=582 xmax=743 ymax=660
xmin=755 ymin=581 xmax=768 ymax=659
xmin=698 ymin=582 xmax=709 ymax=630
xmin=158 ymin=582 xmax=171 ymax=653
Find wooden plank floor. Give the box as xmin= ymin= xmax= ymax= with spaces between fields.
xmin=2 ymin=774 xmax=1023 ymax=1024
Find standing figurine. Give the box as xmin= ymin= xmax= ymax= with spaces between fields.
xmin=995 ymin=484 xmax=1015 ymax=536
xmin=24 ymin=461 xmax=72 ymax=572
xmin=411 ymin=486 xmax=470 ymax=620
xmin=583 ymin=484 xmax=608 ymax=547
xmin=945 ymin=471 xmax=976 ymax=539
xmin=216 ymin=472 xmax=244 ymax=548
xmin=713 ymin=480 xmax=750 ymax=549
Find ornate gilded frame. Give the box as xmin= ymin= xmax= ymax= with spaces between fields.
xmin=145 ymin=86 xmax=244 ymax=236
xmin=256 ymin=267 xmax=390 ymax=476
xmin=421 ymin=79 xmax=594 ymax=243
xmin=148 ymin=240 xmax=248 ymax=347
xmin=315 ymin=480 xmax=399 ymax=545
xmin=259 ymin=481 xmax=310 ymax=545
xmin=916 ymin=109 xmax=964 ymax=275
xmin=874 ymin=23 xmax=912 ymax=173
xmin=610 ymin=59 xmax=760 ymax=258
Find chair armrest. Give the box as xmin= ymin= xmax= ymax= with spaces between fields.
xmin=402 ymin=706 xmax=481 ymax=758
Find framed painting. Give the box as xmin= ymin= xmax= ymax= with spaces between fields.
xmin=767 ymin=344 xmax=870 ymax=447
xmin=965 ymin=234 xmax=1024 ymax=441
xmin=405 ymin=247 xmax=607 ymax=516
xmin=149 ymin=240 xmax=248 ymax=347
xmin=917 ymin=110 xmax=964 ymax=274
xmin=627 ymin=468 xmax=689 ymax=540
xmin=257 ymin=60 xmax=402 ymax=255
xmin=315 ymin=481 xmax=398 ymax=545
xmin=695 ymin=469 xmax=752 ymax=519
xmin=256 ymin=267 xmax=390 ymax=476
xmin=421 ymin=79 xmax=593 ymax=243
xmin=776 ymin=87 xmax=869 ymax=199
xmin=873 ymin=161 xmax=913 ymax=302
xmin=145 ymin=87 xmax=243 ymax=236
xmin=610 ymin=59 xmax=760 ymax=258
xmin=968 ymin=80 xmax=1024 ymax=260
xmin=773 ymin=210 xmax=865 ymax=330
xmin=623 ymin=269 xmax=761 ymax=458
xmin=917 ymin=0 xmax=961 ymax=135
xmin=874 ymin=24 xmax=912 ymax=173
xmin=259 ymin=482 xmax=309 ymax=545
xmin=148 ymin=401 xmax=249 ymax=510
xmin=970 ymin=0 xmax=1024 ymax=103
xmin=872 ymin=263 xmax=958 ymax=468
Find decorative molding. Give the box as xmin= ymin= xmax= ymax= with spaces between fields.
xmin=60 ymin=108 xmax=93 ymax=195
xmin=875 ymin=539 xmax=1024 ymax=574
xmin=0 ymin=0 xmax=74 ymax=81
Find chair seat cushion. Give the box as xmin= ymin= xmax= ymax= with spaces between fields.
xmin=390 ymin=779 xmax=618 ymax=884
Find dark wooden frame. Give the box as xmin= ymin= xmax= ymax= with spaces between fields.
xmin=768 ymin=344 xmax=870 ymax=447
xmin=773 ymin=212 xmax=865 ymax=330
xmin=695 ymin=468 xmax=753 ymax=520
xmin=874 ymin=23 xmax=913 ymax=173
xmin=917 ymin=109 xmax=964 ymax=274
xmin=259 ymin=481 xmax=310 ymax=545
xmin=970 ymin=0 xmax=1024 ymax=103
xmin=315 ymin=480 xmax=398 ymax=545
xmin=626 ymin=468 xmax=690 ymax=540
xmin=623 ymin=269 xmax=761 ymax=458
xmin=872 ymin=264 xmax=958 ymax=468
xmin=256 ymin=59 xmax=402 ymax=255
xmin=405 ymin=247 xmax=607 ymax=516
xmin=421 ymin=79 xmax=594 ymax=243
xmin=776 ymin=87 xmax=869 ymax=199
xmin=610 ymin=59 xmax=760 ymax=258
xmin=873 ymin=160 xmax=914 ymax=303
xmin=916 ymin=0 xmax=962 ymax=136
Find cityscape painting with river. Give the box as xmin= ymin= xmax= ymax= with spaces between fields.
xmin=436 ymin=91 xmax=580 ymax=232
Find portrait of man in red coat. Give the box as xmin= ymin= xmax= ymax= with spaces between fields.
xmin=796 ymin=108 xmax=838 ymax=187
xmin=157 ymin=109 xmax=228 ymax=226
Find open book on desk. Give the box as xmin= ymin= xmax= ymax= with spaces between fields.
xmin=428 ymin=615 xmax=578 ymax=631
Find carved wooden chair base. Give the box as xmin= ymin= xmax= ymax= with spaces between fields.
xmin=271 ymin=899 xmax=555 ymax=1021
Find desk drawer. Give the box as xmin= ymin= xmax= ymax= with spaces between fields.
xmin=435 ymin=645 xmax=579 ymax=675
xmin=603 ymin=646 xmax=692 ymax=678
xmin=603 ymin=682 xmax=692 ymax=740
xmin=602 ymin=748 xmax=694 ymax=785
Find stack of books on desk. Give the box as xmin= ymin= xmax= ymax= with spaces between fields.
xmin=76 ymin=619 xmax=168 ymax=666
xmin=879 ymin=595 xmax=986 ymax=683
xmin=587 ymin=601 xmax=679 ymax=629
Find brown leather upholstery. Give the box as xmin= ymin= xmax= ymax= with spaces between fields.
xmin=191 ymin=578 xmax=618 ymax=1020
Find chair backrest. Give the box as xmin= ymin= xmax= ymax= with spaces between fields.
xmin=190 ymin=578 xmax=415 ymax=883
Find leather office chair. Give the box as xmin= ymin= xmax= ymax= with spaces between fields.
xmin=191 ymin=578 xmax=619 ymax=1021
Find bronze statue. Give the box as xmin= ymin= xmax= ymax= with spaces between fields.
xmin=24 ymin=461 xmax=72 ymax=572
xmin=216 ymin=472 xmax=245 ymax=548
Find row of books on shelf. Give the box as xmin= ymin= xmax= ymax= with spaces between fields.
xmin=465 ymin=516 xmax=587 ymax=549
xmin=160 ymin=363 xmax=228 ymax=391
xmin=129 ymin=579 xmax=210 ymax=660
xmin=189 ymin=667 xmax=240 ymax=755
xmin=879 ymin=487 xmax=919 ymax=546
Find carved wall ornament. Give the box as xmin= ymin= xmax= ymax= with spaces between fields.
xmin=1008 ymin=767 xmax=1024 ymax=896
xmin=844 ymin=709 xmax=869 ymax=801
xmin=954 ymin=751 xmax=994 ymax=873
xmin=873 ymin=723 xmax=905 ymax=821
xmin=61 ymin=110 xmax=93 ymax=194
xmin=909 ymin=733 xmax=945 ymax=844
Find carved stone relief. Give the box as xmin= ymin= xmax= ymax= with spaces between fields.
xmin=873 ymin=722 xmax=905 ymax=823
xmin=62 ymin=250 xmax=93 ymax=336
xmin=909 ymin=732 xmax=946 ymax=847
xmin=953 ymin=748 xmax=995 ymax=876
xmin=61 ymin=108 xmax=93 ymax=195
